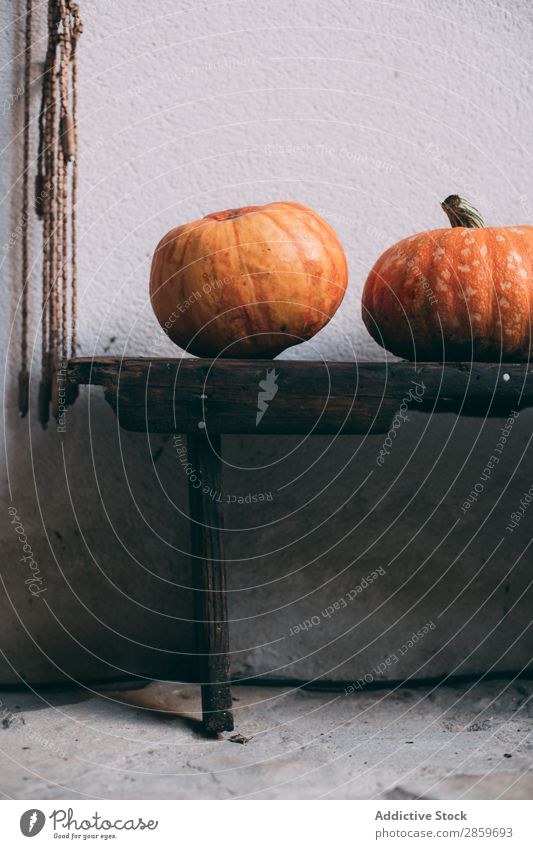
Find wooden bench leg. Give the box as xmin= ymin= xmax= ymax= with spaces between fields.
xmin=188 ymin=433 xmax=234 ymax=734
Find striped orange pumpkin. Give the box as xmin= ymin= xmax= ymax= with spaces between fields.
xmin=362 ymin=196 xmax=533 ymax=361
xmin=150 ymin=201 xmax=348 ymax=357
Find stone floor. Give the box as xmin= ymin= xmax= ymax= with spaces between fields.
xmin=1 ymin=677 xmax=533 ymax=799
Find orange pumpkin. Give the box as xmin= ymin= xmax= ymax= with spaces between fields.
xmin=362 ymin=196 xmax=533 ymax=361
xmin=150 ymin=201 xmax=348 ymax=358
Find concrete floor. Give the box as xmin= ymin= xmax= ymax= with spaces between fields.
xmin=1 ymin=678 xmax=533 ymax=799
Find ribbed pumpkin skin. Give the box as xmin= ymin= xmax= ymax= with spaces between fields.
xmin=362 ymin=225 xmax=533 ymax=361
xmin=150 ymin=201 xmax=348 ymax=357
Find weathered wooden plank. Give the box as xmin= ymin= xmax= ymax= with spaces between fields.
xmin=68 ymin=357 xmax=533 ymax=435
xmin=188 ymin=433 xmax=234 ymax=734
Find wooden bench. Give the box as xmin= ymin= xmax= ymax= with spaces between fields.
xmin=67 ymin=357 xmax=533 ymax=732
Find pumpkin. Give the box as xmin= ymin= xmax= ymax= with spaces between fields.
xmin=362 ymin=195 xmax=533 ymax=361
xmin=150 ymin=201 xmax=348 ymax=358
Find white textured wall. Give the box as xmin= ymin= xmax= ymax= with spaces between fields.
xmin=1 ymin=0 xmax=533 ymax=685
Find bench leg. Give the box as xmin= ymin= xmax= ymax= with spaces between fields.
xmin=188 ymin=433 xmax=234 ymax=734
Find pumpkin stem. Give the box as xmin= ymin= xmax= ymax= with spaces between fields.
xmin=441 ymin=195 xmax=485 ymax=228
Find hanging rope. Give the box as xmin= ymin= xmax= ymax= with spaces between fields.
xmin=29 ymin=0 xmax=82 ymax=427
xmin=70 ymin=3 xmax=82 ymax=394
xmin=38 ymin=0 xmax=58 ymax=425
xmin=18 ymin=0 xmax=32 ymax=416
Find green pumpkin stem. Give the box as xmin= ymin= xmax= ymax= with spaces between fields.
xmin=441 ymin=195 xmax=485 ymax=228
